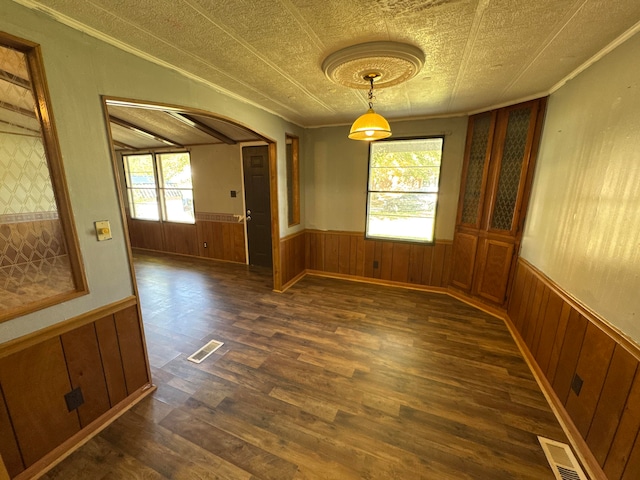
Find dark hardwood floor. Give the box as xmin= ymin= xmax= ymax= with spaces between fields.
xmin=42 ymin=251 xmax=567 ymax=479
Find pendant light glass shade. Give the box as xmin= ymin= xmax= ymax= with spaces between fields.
xmin=348 ymin=108 xmax=392 ymax=141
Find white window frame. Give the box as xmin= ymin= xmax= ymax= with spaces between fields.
xmin=123 ymin=151 xmax=195 ymax=224
xmin=365 ymin=137 xmax=444 ymax=244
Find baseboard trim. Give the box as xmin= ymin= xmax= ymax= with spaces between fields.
xmin=132 ymin=247 xmax=247 ymax=266
xmin=15 ymin=383 xmax=156 ymax=480
xmin=306 ymin=269 xmax=450 ymax=294
xmin=278 ymin=269 xmax=307 ymax=293
xmin=502 ymin=314 xmax=606 ymax=480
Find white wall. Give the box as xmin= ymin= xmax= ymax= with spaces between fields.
xmin=191 ymin=144 xmax=243 ymax=215
xmin=304 ymin=116 xmax=468 ymax=240
xmin=522 ymin=31 xmax=640 ymax=343
xmin=0 ymin=0 xmax=300 ymax=342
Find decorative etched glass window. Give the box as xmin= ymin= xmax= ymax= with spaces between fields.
xmin=366 ymin=137 xmax=444 ymax=243
xmin=0 ymin=33 xmax=87 ymax=322
xmin=123 ymin=151 xmax=194 ymax=224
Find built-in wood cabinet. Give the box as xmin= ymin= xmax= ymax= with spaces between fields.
xmin=451 ymin=98 xmax=547 ymax=305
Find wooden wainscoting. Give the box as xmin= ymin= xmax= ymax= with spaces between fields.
xmin=196 ymin=219 xmax=245 ymax=263
xmin=508 ymin=259 xmax=640 ymax=480
xmin=127 ymin=214 xmax=245 ymax=264
xmin=280 ymin=230 xmax=305 ymax=288
xmin=0 ymin=299 xmax=152 ymax=479
xmin=305 ymin=230 xmax=452 ymax=288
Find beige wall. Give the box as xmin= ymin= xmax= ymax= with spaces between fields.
xmin=304 ymin=116 xmax=467 ymax=240
xmin=522 ymin=31 xmax=640 ymax=343
xmin=191 ymin=144 xmax=243 ymax=216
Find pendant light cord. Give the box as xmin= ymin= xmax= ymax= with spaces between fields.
xmin=367 ymin=76 xmax=375 ymax=109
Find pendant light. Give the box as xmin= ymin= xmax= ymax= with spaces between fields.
xmin=348 ymin=73 xmax=392 ymax=141
xmin=321 ymin=41 xmax=425 ymax=142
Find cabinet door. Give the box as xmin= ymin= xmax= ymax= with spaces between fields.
xmin=484 ymin=101 xmax=540 ymax=234
xmin=456 ymin=112 xmax=496 ymax=228
xmin=472 ymin=237 xmax=515 ymax=304
xmin=450 ymin=231 xmax=478 ymax=291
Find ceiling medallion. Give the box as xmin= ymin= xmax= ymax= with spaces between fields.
xmin=322 ymin=41 xmax=425 ymax=89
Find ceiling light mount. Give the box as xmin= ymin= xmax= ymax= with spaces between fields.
xmin=322 ymin=41 xmax=425 ymax=90
xmin=322 ymin=41 xmax=424 ymax=141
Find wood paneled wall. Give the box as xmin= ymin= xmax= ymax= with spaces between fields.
xmin=196 ymin=220 xmax=245 ymax=263
xmin=280 ymin=230 xmax=305 ymax=287
xmin=128 ymin=218 xmax=245 ymax=263
xmin=0 ymin=300 xmax=150 ymax=479
xmin=305 ymin=230 xmax=452 ymax=288
xmin=508 ymin=259 xmax=640 ymax=480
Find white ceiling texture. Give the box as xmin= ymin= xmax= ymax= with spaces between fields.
xmin=13 ymin=0 xmax=640 ymax=127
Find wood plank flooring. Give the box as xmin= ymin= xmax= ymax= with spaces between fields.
xmin=41 ymin=251 xmax=567 ymax=479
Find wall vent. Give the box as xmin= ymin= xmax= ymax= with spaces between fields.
xmin=187 ymin=339 xmax=224 ymax=364
xmin=538 ymin=436 xmax=588 ymax=480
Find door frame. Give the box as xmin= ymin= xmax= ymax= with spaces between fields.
xmin=101 ymin=96 xmax=282 ymax=291
xmin=239 ymin=142 xmax=280 ymax=280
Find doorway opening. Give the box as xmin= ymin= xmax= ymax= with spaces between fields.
xmin=102 ymin=97 xmax=281 ymax=290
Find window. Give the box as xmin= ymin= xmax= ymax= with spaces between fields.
xmin=366 ymin=137 xmax=444 ymax=243
xmin=123 ymin=151 xmax=194 ymax=223
xmin=0 ymin=32 xmax=88 ymax=322
xmin=286 ymin=135 xmax=300 ymax=226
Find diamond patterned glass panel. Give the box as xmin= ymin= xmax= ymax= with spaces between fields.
xmin=461 ymin=114 xmax=492 ymax=224
xmin=491 ymin=107 xmax=532 ymax=231
xmin=0 ymin=42 xmax=75 ymax=313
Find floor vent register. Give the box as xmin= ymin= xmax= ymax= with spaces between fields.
xmin=538 ymin=436 xmax=588 ymax=480
xmin=187 ymin=339 xmax=224 ymax=364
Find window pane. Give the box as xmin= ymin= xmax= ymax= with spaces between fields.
xmin=124 ymin=154 xmax=155 ymax=187
xmin=286 ymin=137 xmax=300 ymax=226
xmin=124 ymin=154 xmax=159 ymax=221
xmin=162 ymin=188 xmax=194 ymax=223
xmin=158 ymin=152 xmax=192 ymax=188
xmin=369 ymin=166 xmax=441 ymax=192
xmin=370 ymin=138 xmax=443 ymax=167
xmin=366 ymin=192 xmax=437 ymax=242
xmin=129 ymin=188 xmax=160 ymax=220
xmin=157 ymin=152 xmax=195 ymax=224
xmin=366 ymin=137 xmax=443 ymax=243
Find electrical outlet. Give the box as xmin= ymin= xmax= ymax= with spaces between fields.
xmin=571 ymin=373 xmax=583 ymax=395
xmin=203 ymin=242 xmax=208 ymax=248
xmin=373 ymin=260 xmax=379 ymax=268
xmin=64 ymin=387 xmax=84 ymax=412
xmin=230 ymin=190 xmax=237 ymax=198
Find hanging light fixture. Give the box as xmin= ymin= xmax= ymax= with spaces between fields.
xmin=348 ymin=73 xmax=391 ymax=141
xmin=321 ymin=41 xmax=425 ymax=142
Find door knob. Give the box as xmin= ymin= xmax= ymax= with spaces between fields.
xmin=246 ymin=209 xmax=251 ymax=215
xmin=246 ymin=215 xmax=252 ymax=221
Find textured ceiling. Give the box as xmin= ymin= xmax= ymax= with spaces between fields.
xmin=13 ymin=0 xmax=640 ymax=126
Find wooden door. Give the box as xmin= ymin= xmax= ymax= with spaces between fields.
xmin=450 ymin=230 xmax=478 ymax=291
xmin=242 ymin=146 xmax=273 ymax=268
xmin=472 ymin=236 xmax=515 ymax=303
xmin=483 ymin=100 xmax=541 ymax=235
xmin=450 ymin=111 xmax=495 ymax=292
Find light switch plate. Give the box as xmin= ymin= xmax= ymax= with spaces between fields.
xmin=95 ymin=220 xmax=112 ymax=241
